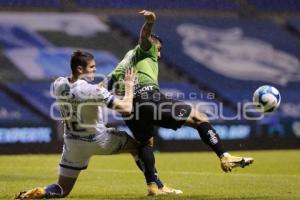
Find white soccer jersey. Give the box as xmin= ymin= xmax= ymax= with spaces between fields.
xmin=53 ymin=77 xmax=114 ymax=135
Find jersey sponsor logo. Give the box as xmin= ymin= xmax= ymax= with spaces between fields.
xmin=177 ymin=24 xmax=300 ymax=86
xmin=134 ymin=85 xmax=155 ymax=95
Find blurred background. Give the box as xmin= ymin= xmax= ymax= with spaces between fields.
xmin=0 ymin=0 xmax=299 ymax=154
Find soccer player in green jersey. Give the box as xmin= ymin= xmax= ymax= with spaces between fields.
xmin=109 ymin=10 xmax=254 ymax=196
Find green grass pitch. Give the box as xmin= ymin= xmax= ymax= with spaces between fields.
xmin=1 ymin=150 xmax=300 ymax=200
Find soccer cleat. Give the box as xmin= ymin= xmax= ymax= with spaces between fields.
xmin=220 ymin=154 xmax=254 ymax=172
xmin=13 ymin=187 xmax=46 ymax=200
xmin=147 ymin=182 xmax=183 ymax=196
xmin=147 ymin=182 xmax=159 ymax=196
xmin=159 ymin=185 xmax=183 ymax=195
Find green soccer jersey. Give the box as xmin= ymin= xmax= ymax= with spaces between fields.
xmin=108 ymin=43 xmax=159 ymax=95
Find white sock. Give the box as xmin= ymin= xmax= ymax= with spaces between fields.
xmin=221 ymin=152 xmax=231 ymax=157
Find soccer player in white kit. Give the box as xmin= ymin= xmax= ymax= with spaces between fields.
xmin=13 ymin=50 xmax=172 ymax=199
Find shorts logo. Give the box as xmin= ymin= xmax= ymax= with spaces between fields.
xmin=178 ymin=109 xmax=187 ymax=117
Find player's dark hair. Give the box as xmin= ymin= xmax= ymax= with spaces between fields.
xmin=70 ymin=50 xmax=94 ymax=74
xmin=150 ymin=34 xmax=163 ymax=45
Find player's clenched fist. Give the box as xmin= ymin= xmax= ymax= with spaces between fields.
xmin=139 ymin=10 xmax=156 ymax=23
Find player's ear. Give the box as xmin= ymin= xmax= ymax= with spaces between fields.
xmin=77 ymin=65 xmax=84 ymax=74
xmin=149 ymin=36 xmax=155 ymax=44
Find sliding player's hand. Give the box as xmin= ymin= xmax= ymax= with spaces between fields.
xmin=124 ymin=68 xmax=136 ymax=86
xmin=139 ymin=10 xmax=156 ymax=23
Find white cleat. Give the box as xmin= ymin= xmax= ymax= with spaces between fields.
xmin=13 ymin=187 xmax=46 ymax=200
xmin=221 ymin=154 xmax=254 ymax=172
xmin=159 ymin=185 xmax=183 ymax=195
xmin=147 ymin=182 xmax=183 ymax=196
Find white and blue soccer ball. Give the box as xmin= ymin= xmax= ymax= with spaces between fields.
xmin=253 ymin=85 xmax=281 ymax=113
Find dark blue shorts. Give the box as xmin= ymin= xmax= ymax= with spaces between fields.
xmin=124 ymin=90 xmax=192 ymax=143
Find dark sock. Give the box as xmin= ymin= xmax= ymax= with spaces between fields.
xmin=138 ymin=145 xmax=157 ymax=185
xmin=196 ymin=122 xmax=227 ymax=157
xmin=135 ymin=159 xmax=164 ymax=188
xmin=45 ymin=184 xmax=63 ymax=198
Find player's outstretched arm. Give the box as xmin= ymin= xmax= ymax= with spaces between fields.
xmin=139 ymin=10 xmax=156 ymax=51
xmin=111 ymin=68 xmax=136 ymax=114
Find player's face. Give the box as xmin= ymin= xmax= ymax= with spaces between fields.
xmin=82 ymin=59 xmax=96 ymax=81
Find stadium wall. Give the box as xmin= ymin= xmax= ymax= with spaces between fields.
xmin=0 ymin=4 xmax=300 ymax=154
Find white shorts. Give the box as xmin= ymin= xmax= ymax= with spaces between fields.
xmin=59 ymin=129 xmax=130 ymax=178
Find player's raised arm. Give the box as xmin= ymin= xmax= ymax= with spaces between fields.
xmin=139 ymin=10 xmax=156 ymax=51
xmin=111 ymin=68 xmax=136 ymax=114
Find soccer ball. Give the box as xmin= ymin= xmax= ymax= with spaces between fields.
xmin=253 ymin=85 xmax=281 ymax=113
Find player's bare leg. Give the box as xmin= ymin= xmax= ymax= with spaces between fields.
xmin=185 ymin=108 xmax=254 ymax=172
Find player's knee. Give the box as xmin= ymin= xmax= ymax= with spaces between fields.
xmin=198 ymin=112 xmax=209 ymax=123
xmin=186 ymin=111 xmax=209 ymax=127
